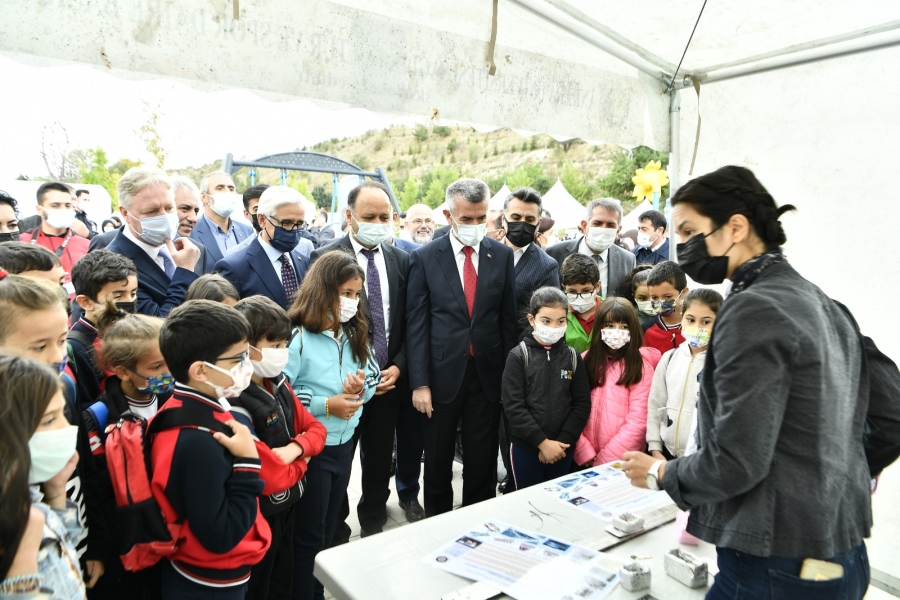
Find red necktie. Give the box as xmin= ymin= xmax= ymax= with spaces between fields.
xmin=462 ymin=246 xmax=477 ymax=355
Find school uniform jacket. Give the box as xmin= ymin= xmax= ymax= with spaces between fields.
xmin=150 ymin=384 xmax=271 ymax=587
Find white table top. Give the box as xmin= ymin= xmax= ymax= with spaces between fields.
xmin=315 ymin=477 xmax=719 ymax=600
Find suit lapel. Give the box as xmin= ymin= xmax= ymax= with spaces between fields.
xmin=436 ymin=237 xmax=468 ymax=316
xmin=114 ymin=233 xmax=169 ymax=290
xmin=382 ymin=243 xmax=399 ymax=332
xmin=247 ymin=239 xmax=287 ymax=307
xmin=472 ymin=240 xmax=495 ymax=321
xmin=514 ymin=244 xmax=533 ymax=276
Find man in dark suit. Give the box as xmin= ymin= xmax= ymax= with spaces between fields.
xmin=546 ymin=198 xmax=636 ymax=299
xmin=213 ymin=186 xmax=310 ymax=310
xmin=190 ymin=171 xmax=254 ymax=271
xmin=105 ymin=167 xmax=201 ymax=317
xmin=317 ymin=181 xmax=417 ymax=540
xmin=632 ymin=209 xmax=671 ymax=266
xmin=407 ymin=178 xmax=517 ymax=517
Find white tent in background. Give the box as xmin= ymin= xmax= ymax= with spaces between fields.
xmin=489 ymin=184 xmax=511 ymax=211
xmin=433 ymin=202 xmax=448 ymax=225
xmin=621 ymin=200 xmax=653 ymax=232
xmin=541 ymin=179 xmax=586 ymax=230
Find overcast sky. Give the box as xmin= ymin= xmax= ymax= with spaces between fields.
xmin=0 ymin=55 xmax=416 ymax=182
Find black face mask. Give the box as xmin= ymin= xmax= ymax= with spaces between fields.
xmin=0 ymin=232 xmax=19 ymax=243
xmin=504 ymin=219 xmax=537 ymax=249
xmin=251 ymin=214 xmax=263 ymax=234
xmin=676 ymin=228 xmax=734 ymax=285
xmin=116 ymin=300 xmax=137 ymax=314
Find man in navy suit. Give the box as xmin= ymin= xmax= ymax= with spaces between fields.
xmin=105 ymin=167 xmax=201 ymax=317
xmin=189 ymin=171 xmax=254 ymax=271
xmin=213 ymin=186 xmax=310 ymax=310
xmin=407 ymin=178 xmax=518 ymax=517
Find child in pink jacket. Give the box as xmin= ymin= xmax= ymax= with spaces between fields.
xmin=575 ymin=297 xmax=661 ymax=468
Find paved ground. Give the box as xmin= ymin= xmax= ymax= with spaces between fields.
xmin=325 ymin=451 xmax=899 ymax=599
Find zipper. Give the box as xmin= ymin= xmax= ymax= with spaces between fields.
xmin=673 ymin=354 xmax=694 ymax=457
xmin=122 ymin=420 xmax=134 ymax=505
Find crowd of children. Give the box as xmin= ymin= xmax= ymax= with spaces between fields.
xmin=1 ymin=221 xmax=722 ymax=600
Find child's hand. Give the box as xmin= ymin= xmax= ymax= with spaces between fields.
xmin=272 ymin=442 xmax=303 ymax=465
xmin=537 ymin=440 xmax=570 ymax=464
xmin=581 ymin=457 xmax=596 ymax=469
xmin=651 ymin=450 xmax=666 ymax=460
xmin=342 ymin=370 xmax=366 ymax=395
xmin=213 ymin=420 xmax=259 ymax=459
xmin=329 ymin=394 xmax=365 ymax=420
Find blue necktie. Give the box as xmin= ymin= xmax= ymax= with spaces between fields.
xmin=158 ymin=246 xmax=176 ymax=279
xmin=361 ymin=248 xmax=389 ymax=369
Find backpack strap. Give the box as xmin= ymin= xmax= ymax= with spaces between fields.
xmin=147 ymin=407 xmax=233 ymax=437
xmin=569 ymin=346 xmax=577 ymax=373
xmin=85 ymin=401 xmax=111 ymax=441
xmin=290 ymin=326 xmax=304 ymax=356
xmin=518 ymin=340 xmax=529 ymax=370
xmin=66 ymin=330 xmax=95 ymax=376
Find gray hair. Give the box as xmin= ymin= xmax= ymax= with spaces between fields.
xmin=257 ymin=186 xmax=306 ymax=217
xmin=585 ymin=198 xmax=623 ymax=225
xmin=118 ymin=167 xmax=172 ymax=210
xmin=199 ymin=170 xmax=233 ymax=195
xmin=170 ymin=175 xmax=200 ymax=196
xmin=445 ymin=178 xmax=489 ymax=214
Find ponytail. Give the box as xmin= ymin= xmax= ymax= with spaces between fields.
xmin=96 ymin=298 xmax=163 ymax=371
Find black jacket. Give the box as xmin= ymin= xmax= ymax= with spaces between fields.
xmin=501 ymin=336 xmax=591 ymax=455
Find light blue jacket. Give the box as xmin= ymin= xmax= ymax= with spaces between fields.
xmin=284 ymin=325 xmax=380 ymax=445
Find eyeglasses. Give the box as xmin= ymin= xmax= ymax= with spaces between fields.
xmin=265 ymin=215 xmax=308 ymax=231
xmin=410 ymin=218 xmax=434 ymax=226
xmin=210 ymin=351 xmax=250 ymax=365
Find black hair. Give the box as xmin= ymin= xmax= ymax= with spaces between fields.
xmin=504 ymin=187 xmax=542 ymax=211
xmin=528 ymin=286 xmax=568 ymax=316
xmin=36 ymin=182 xmax=72 ymax=205
xmin=100 ymin=219 xmax=116 ymax=231
xmin=185 ymin=274 xmax=240 ymax=304
xmin=242 ymin=184 xmax=270 ymax=211
xmin=638 ymin=210 xmax=666 ymax=232
xmin=70 ymin=250 xmax=137 ymax=300
xmin=110 ymin=215 xmax=122 ymax=226
xmin=491 ymin=213 xmax=503 ymax=230
xmin=348 ymin=181 xmax=391 ymax=210
xmin=647 ymin=260 xmax=687 ymax=291
xmin=159 ymin=299 xmax=251 ymax=383
xmin=560 ymin=253 xmax=599 ymax=287
xmin=0 ymin=190 xmax=17 ymax=215
xmin=683 ymin=288 xmax=724 ymax=314
xmin=0 ymin=241 xmax=61 ymax=273
xmin=234 ymin=295 xmax=292 ymax=345
xmin=616 ymin=264 xmax=654 ymax=304
xmin=670 ymin=165 xmax=796 ymax=249
xmin=75 ymin=189 xmax=90 ymax=198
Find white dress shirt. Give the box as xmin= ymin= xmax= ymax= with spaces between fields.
xmin=448 ymin=231 xmax=480 ymax=291
xmin=513 ymin=243 xmax=530 ymax=267
xmin=259 ymin=235 xmax=288 ymax=285
xmin=349 ymin=235 xmax=392 ymax=344
xmin=578 ymin=236 xmax=609 ymax=298
xmin=123 ymin=224 xmax=168 ymax=273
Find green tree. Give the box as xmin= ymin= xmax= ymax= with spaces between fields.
xmin=421 ymin=166 xmax=459 ymax=208
xmin=351 ymin=154 xmax=370 ymax=171
xmin=529 ymin=136 xmax=539 ymax=151
xmin=447 ymin=138 xmax=458 ymax=153
xmin=597 ymin=146 xmax=670 ymax=202
xmin=399 ymin=176 xmax=420 ymax=210
xmin=311 ymin=184 xmax=331 ymax=209
xmin=137 ymin=101 xmax=167 ymax=168
xmin=76 ymin=147 xmax=132 ymax=208
xmin=560 ymin=162 xmax=588 ymax=203
xmin=414 ymin=124 xmax=429 ymax=142
xmin=432 ymin=125 xmax=452 ymax=137
xmin=506 ymin=163 xmax=553 ymax=195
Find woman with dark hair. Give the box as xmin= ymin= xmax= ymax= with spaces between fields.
xmin=0 ymin=355 xmax=84 ymax=599
xmin=575 ymin=297 xmax=660 ymax=468
xmin=283 ymin=249 xmax=380 ymax=600
xmin=623 ymin=165 xmax=896 ymax=599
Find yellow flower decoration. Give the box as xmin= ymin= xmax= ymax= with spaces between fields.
xmin=631 ymin=160 xmax=669 ymax=202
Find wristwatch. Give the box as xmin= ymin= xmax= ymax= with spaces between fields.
xmin=646 ymin=460 xmax=663 ymax=490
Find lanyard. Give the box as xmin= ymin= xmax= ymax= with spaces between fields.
xmin=31 ymin=228 xmax=73 ymax=258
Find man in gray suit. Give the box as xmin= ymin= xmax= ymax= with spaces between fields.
xmin=546 ymin=198 xmax=635 ymax=299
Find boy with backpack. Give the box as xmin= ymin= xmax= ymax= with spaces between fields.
xmin=152 ymin=300 xmax=271 ymax=599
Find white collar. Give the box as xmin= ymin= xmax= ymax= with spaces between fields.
xmin=349 ymin=234 xmax=380 ymax=256
xmin=514 ymin=243 xmax=531 ymax=255
xmin=258 ymin=234 xmax=285 ymax=262
xmin=448 ymin=229 xmax=481 ymax=257
xmin=578 ymin=237 xmax=608 ymax=261
xmin=123 ymin=222 xmax=161 ymax=257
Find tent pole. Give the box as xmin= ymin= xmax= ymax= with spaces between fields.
xmin=668 ymin=90 xmax=680 ymax=262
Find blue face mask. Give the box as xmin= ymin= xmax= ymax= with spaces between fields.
xmin=651 ymin=290 xmax=684 ymax=317
xmin=264 ymin=216 xmax=303 ymax=253
xmin=128 ymin=369 xmax=175 ymax=396
xmin=53 ymin=354 xmax=69 ymax=376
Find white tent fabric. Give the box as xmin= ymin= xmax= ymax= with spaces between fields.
xmin=540 ymin=179 xmax=586 ymax=229
xmin=433 ymin=202 xmax=449 ymax=225
xmin=489 ymin=184 xmax=511 ymax=211
xmin=620 ymin=200 xmax=653 ymax=232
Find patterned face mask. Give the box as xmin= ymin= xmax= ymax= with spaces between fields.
xmin=129 ymin=369 xmax=175 ymax=396
xmin=600 ymin=328 xmax=631 ymax=350
xmin=651 ymin=290 xmax=684 ymax=316
xmin=682 ymin=326 xmax=711 ymax=348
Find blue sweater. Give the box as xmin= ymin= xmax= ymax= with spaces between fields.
xmin=284 ymin=325 xmax=380 ymax=445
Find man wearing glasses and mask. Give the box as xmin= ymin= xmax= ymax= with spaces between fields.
xmin=214 ymin=186 xmax=310 ymax=310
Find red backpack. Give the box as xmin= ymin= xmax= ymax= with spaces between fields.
xmin=104 ymin=408 xmax=231 ymax=571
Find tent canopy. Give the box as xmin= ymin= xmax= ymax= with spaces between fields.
xmin=540 ymin=179 xmax=586 ymax=230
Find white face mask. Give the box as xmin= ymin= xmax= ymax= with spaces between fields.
xmin=130 ymin=212 xmax=178 ymax=247
xmin=601 ymin=328 xmax=631 ymax=350
xmin=43 ymin=208 xmax=76 ymax=230
xmin=28 ymin=425 xmax=78 ymax=484
xmin=451 ymin=216 xmax=486 ymax=247
xmin=207 ymin=192 xmax=240 ymax=218
xmin=339 ymin=296 xmax=359 ymax=323
xmin=203 ymin=357 xmax=254 ymax=399
xmin=353 ymin=217 xmax=392 ymax=247
xmin=636 ymin=300 xmax=654 ymax=315
xmin=250 ymin=346 xmax=290 ymax=378
xmin=533 ymin=322 xmax=567 ymax=345
xmin=566 ymin=292 xmax=597 ymax=314
xmin=586 ymin=227 xmax=617 ymax=253
xmin=636 ymin=231 xmax=658 ymax=249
